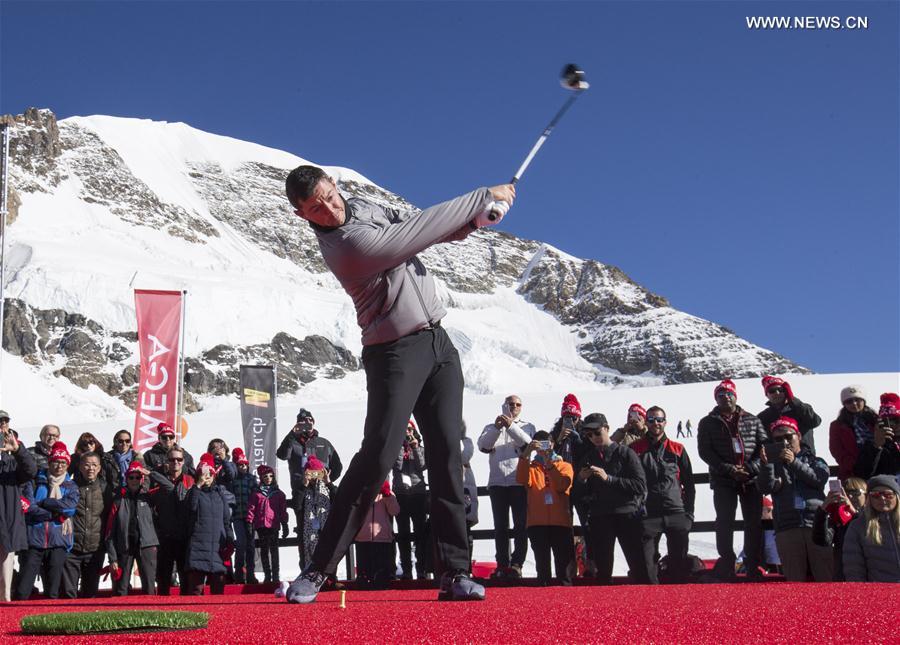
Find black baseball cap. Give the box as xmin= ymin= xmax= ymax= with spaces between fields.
xmin=582 ymin=413 xmax=608 ymax=430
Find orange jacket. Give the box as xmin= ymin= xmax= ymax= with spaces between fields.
xmin=516 ymin=457 xmax=573 ymax=528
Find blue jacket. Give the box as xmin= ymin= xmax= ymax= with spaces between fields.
xmin=23 ymin=470 xmax=79 ymax=550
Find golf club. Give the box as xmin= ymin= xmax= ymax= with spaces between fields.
xmin=488 ymin=63 xmax=590 ymax=221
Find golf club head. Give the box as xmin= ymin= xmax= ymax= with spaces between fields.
xmin=561 ymin=63 xmax=589 ymax=91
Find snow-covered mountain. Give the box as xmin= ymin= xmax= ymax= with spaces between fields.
xmin=1 ymin=108 xmax=808 ymax=418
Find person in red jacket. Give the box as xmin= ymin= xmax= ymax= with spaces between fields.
xmin=829 ymin=385 xmax=879 ymax=480
xmin=247 ymin=465 xmax=289 ymax=583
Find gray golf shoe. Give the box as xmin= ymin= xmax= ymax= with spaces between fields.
xmin=285 ymin=570 xmax=327 ymax=604
xmin=437 ymin=570 xmax=486 ymax=601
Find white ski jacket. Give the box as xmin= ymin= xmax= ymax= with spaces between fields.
xmin=477 ymin=419 xmax=536 ymax=487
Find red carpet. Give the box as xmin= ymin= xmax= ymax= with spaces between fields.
xmin=3 ymin=583 xmax=898 ymax=643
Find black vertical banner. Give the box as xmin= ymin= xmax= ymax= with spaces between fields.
xmin=239 ymin=365 xmax=277 ymax=472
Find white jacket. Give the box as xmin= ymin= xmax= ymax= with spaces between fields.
xmin=477 ymin=419 xmax=536 ymax=487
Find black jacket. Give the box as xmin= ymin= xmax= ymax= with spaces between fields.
xmin=631 ymin=436 xmax=695 ymax=517
xmin=0 ymin=443 xmax=37 ymax=552
xmin=697 ymin=406 xmax=766 ymax=490
xmin=758 ymin=396 xmax=821 ymax=453
xmin=812 ymin=505 xmax=858 ymax=581
xmin=577 ymin=442 xmax=646 ymax=517
xmin=101 ymin=449 xmax=144 ymax=489
xmin=277 ymin=431 xmax=343 ymax=492
xmin=27 ymin=441 xmax=52 ymax=474
xmin=72 ymin=474 xmax=113 ymax=554
xmin=149 ymin=470 xmax=195 ymax=541
xmin=186 ymin=484 xmax=234 ymax=574
xmin=106 ymin=488 xmax=159 ymax=561
xmin=144 ymin=442 xmax=195 ymax=477
xmin=854 ymin=438 xmax=900 ymax=479
xmin=756 ymin=448 xmax=829 ymax=532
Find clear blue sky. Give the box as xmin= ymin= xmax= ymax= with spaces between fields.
xmin=2 ymin=1 xmax=898 ymax=375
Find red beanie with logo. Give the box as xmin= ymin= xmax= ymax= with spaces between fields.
xmin=561 ymin=393 xmax=582 ymax=418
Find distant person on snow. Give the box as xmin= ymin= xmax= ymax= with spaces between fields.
xmin=757 ymin=376 xmax=822 ymax=454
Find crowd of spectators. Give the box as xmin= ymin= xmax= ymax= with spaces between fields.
xmin=0 ymin=378 xmax=897 ymax=601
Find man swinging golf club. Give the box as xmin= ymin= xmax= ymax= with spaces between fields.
xmin=283 ymin=168 xmax=514 ymax=603
xmin=283 ymin=64 xmax=587 ymax=604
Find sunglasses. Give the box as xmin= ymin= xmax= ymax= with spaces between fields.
xmin=646 ymin=417 xmax=666 ymax=424
xmin=167 ymin=457 xmax=185 ymax=463
xmin=507 ymin=402 xmax=522 ymax=408
xmin=869 ymin=491 xmax=896 ymax=501
xmin=127 ymin=475 xmax=143 ymax=481
xmin=845 ymin=489 xmax=864 ymax=496
xmin=0 ymin=418 xmax=10 ymax=423
xmin=160 ymin=434 xmax=175 ymax=440
xmin=116 ymin=439 xmax=131 ymax=444
xmin=585 ymin=429 xmax=604 ymax=436
xmin=767 ymin=387 xmax=785 ymax=395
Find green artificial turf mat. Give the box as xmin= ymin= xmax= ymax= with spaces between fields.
xmin=21 ymin=610 xmax=209 ymax=634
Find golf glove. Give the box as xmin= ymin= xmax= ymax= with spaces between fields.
xmin=474 ymin=200 xmax=509 ymax=228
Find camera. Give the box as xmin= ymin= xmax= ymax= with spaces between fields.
xmin=764 ymin=441 xmax=785 ymax=462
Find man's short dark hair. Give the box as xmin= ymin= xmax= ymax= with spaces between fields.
xmin=285 ymin=165 xmax=329 ymax=208
xmin=79 ymin=451 xmax=101 ymax=464
xmin=647 ymin=406 xmax=666 ymax=418
xmin=533 ymin=430 xmax=551 ymax=441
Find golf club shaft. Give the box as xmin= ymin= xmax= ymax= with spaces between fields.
xmin=489 ymin=91 xmax=584 ymax=221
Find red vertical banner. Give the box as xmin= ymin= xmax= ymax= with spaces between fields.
xmin=133 ymin=289 xmax=183 ymax=452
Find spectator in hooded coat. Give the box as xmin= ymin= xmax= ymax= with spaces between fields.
xmin=247 ymin=465 xmax=289 ymax=584
xmin=757 ymin=376 xmax=822 ymax=454
xmin=0 ymin=411 xmax=37 ymax=602
xmin=829 ymin=386 xmax=879 ymax=481
xmin=185 ymin=453 xmax=235 ymax=595
xmin=17 ymin=442 xmax=79 ymax=600
xmin=842 ymin=475 xmax=900 ymax=582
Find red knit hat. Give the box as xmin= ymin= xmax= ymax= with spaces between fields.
xmin=407 ymin=418 xmax=417 ymax=431
xmin=196 ymin=452 xmax=218 ymax=477
xmin=761 ymin=496 xmax=773 ymax=509
xmin=380 ymin=480 xmax=392 ymax=496
xmin=879 ymin=393 xmax=900 ymax=419
xmin=769 ymin=416 xmax=799 ymax=435
xmin=126 ymin=461 xmax=146 ymax=478
xmin=761 ymin=375 xmax=795 ymax=401
xmin=49 ymin=442 xmax=71 ymax=465
xmin=157 ymin=422 xmax=175 ymax=437
xmin=627 ymin=403 xmax=647 ymax=420
xmin=305 ymin=456 xmax=325 ymax=471
xmin=232 ymin=447 xmax=249 ymax=466
xmin=257 ymin=464 xmax=274 ymax=478
xmin=561 ymin=393 xmax=582 ymax=418
xmin=714 ymin=379 xmax=738 ymax=400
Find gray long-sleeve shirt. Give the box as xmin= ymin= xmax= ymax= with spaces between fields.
xmin=313 ymin=189 xmax=494 ymax=345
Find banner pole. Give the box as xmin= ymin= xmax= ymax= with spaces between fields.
xmin=177 ymin=290 xmax=187 ymax=441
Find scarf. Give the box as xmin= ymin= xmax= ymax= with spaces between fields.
xmin=113 ymin=450 xmax=133 ymax=485
xmin=259 ymin=484 xmax=275 ymax=498
xmin=851 ymin=413 xmax=873 ymax=446
xmin=47 ymin=472 xmax=73 ymax=536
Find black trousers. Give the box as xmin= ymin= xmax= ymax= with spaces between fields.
xmin=355 ymin=541 xmax=395 ymax=584
xmin=156 ymin=537 xmax=188 ymax=595
xmin=310 ymin=326 xmax=469 ymax=576
xmin=256 ymin=527 xmax=280 ymax=582
xmin=589 ymin=513 xmax=650 ymax=585
xmin=61 ymin=548 xmax=105 ymax=598
xmin=16 ymin=547 xmax=68 ymax=600
xmin=642 ymin=513 xmax=691 ymax=584
xmin=488 ymin=485 xmax=528 ymax=568
xmin=528 ymin=525 xmax=574 ymax=585
xmin=396 ymin=493 xmax=429 ymax=576
xmin=186 ymin=570 xmax=225 ymax=595
xmin=713 ymin=486 xmax=762 ymax=570
xmin=114 ymin=545 xmax=157 ymax=596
